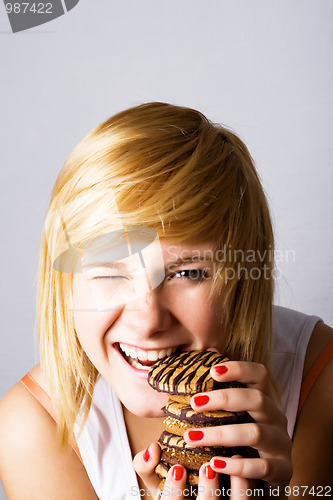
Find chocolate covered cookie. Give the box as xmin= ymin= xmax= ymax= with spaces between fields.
xmin=148 ymin=350 xmax=230 ymax=395
xmin=147 ymin=350 xmax=257 ymax=495
xmin=163 ymin=399 xmax=241 ymax=425
xmin=158 ymin=431 xmax=239 ymax=470
xmin=156 ymin=460 xmax=199 ymax=486
xmin=163 ymin=416 xmax=215 ymax=437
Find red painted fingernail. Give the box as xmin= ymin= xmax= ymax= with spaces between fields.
xmin=172 ymin=465 xmax=184 ymax=481
xmin=213 ymin=458 xmax=227 ymax=469
xmin=143 ymin=447 xmax=150 ymax=462
xmin=214 ymin=365 xmax=228 ymax=375
xmin=204 ymin=465 xmax=216 ymax=479
xmin=188 ymin=430 xmax=204 ymax=441
xmin=193 ymin=395 xmax=209 ymax=406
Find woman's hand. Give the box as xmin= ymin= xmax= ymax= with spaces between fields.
xmin=134 ymin=361 xmax=292 ymax=498
xmin=183 ymin=361 xmax=293 ymax=491
xmin=134 ymin=443 xmax=227 ymax=499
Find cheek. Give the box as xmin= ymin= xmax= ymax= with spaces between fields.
xmin=72 ymin=273 xmax=96 ymax=310
xmin=72 ymin=274 xmax=122 ymax=347
xmin=73 ymin=308 xmax=124 ymax=344
xmin=181 ymin=291 xmax=223 ymax=345
xmin=72 ymin=308 xmax=122 ymax=373
xmin=73 ymin=312 xmax=104 ymax=357
xmin=173 ymin=286 xmax=217 ymax=325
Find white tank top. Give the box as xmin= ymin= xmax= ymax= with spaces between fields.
xmin=74 ymin=306 xmax=322 ymax=500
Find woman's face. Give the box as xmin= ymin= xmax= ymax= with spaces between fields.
xmin=72 ymin=239 xmax=226 ymax=417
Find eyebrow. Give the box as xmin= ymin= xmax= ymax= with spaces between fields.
xmin=169 ymin=256 xmax=213 ymax=266
xmin=83 ymin=261 xmax=128 ymax=270
xmin=84 ymin=254 xmax=213 ymax=270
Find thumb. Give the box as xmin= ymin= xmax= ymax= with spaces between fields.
xmin=133 ymin=442 xmax=161 ymax=493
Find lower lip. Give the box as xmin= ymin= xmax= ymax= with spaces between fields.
xmin=113 ymin=343 xmax=154 ymax=380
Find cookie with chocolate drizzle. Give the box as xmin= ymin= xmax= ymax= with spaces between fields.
xmin=147 ymin=350 xmax=257 ymax=496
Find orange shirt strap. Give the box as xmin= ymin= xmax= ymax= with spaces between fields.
xmin=20 ymin=373 xmax=83 ymax=465
xmin=298 ymin=339 xmax=333 ymax=415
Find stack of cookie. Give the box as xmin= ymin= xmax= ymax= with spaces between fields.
xmin=148 ymin=350 xmax=254 ymax=494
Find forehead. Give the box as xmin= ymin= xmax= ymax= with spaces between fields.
xmin=80 ymin=239 xmax=215 ymax=272
xmin=161 ymin=240 xmax=215 ymax=264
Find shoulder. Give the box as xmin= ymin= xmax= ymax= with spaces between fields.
xmin=303 ymin=320 xmax=333 ymax=378
xmin=272 ymin=305 xmax=322 ymax=354
xmin=0 ymin=373 xmax=98 ymax=500
xmin=0 ymin=379 xmax=46 ymax=459
xmin=291 ymin=322 xmax=333 ymax=485
xmin=272 ymin=306 xmax=332 ymax=377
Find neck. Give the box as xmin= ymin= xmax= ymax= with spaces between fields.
xmin=122 ymin=406 xmax=165 ymax=500
xmin=122 ymin=404 xmax=164 ymax=458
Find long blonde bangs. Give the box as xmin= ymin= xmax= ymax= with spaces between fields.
xmin=37 ymin=102 xmax=275 ymax=447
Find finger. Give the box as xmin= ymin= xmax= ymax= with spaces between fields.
xmin=221 ymin=455 xmax=271 ymax=499
xmin=196 ymin=462 xmax=219 ymax=500
xmin=230 ymin=475 xmax=253 ymax=499
xmin=133 ymin=442 xmax=161 ymax=492
xmin=229 ymin=456 xmax=252 ymax=500
xmin=210 ymin=361 xmax=271 ymax=396
xmin=210 ymin=455 xmax=292 ymax=485
xmin=161 ymin=464 xmax=187 ymax=499
xmin=191 ymin=388 xmax=286 ymax=426
xmin=184 ymin=422 xmax=291 ymax=454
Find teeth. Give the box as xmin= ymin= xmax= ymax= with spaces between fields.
xmin=119 ymin=343 xmax=178 ymax=364
xmin=131 ymin=358 xmax=149 ymax=371
xmin=137 ymin=350 xmax=148 ymax=362
xmin=120 ymin=344 xmax=128 ymax=356
xmin=158 ymin=349 xmax=167 ymax=359
xmin=129 ymin=347 xmax=137 ymax=359
xmin=147 ymin=350 xmax=159 ymax=361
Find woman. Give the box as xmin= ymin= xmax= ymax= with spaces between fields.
xmin=0 ymin=102 xmax=332 ymax=499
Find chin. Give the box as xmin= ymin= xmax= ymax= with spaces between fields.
xmin=121 ymin=388 xmax=168 ymax=418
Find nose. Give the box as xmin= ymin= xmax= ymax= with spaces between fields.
xmin=123 ymin=286 xmax=172 ymax=338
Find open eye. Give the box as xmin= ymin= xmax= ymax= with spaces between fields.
xmin=167 ymin=269 xmax=209 ymax=281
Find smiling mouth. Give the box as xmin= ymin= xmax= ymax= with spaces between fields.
xmin=117 ymin=343 xmax=182 ymax=371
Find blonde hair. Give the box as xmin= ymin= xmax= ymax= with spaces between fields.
xmin=37 ymin=102 xmax=275 ymax=447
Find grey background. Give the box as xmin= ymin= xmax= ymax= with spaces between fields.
xmin=6 ymin=0 xmax=65 ymax=33
xmin=0 ymin=1 xmax=333 ymax=497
